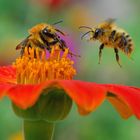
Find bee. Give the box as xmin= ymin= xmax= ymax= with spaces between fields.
xmin=16 ymin=21 xmax=80 ymax=57
xmin=79 ymin=18 xmax=134 ymax=67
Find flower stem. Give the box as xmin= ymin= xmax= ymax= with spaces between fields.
xmin=23 ymin=120 xmax=55 ymax=140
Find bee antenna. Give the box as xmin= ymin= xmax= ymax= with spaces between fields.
xmin=79 ymin=26 xmax=92 ymax=30
xmin=68 ymin=51 xmax=81 ymax=58
xmin=81 ymin=31 xmax=92 ymax=40
xmin=53 ymin=20 xmax=63 ymax=25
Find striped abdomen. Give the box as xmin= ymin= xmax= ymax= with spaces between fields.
xmin=116 ymin=32 xmax=134 ymax=56
xmin=109 ymin=30 xmax=134 ymax=57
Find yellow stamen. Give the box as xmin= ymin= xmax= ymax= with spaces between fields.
xmin=13 ymin=46 xmax=76 ymax=84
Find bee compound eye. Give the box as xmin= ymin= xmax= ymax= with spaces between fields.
xmin=42 ymin=28 xmax=48 ymax=35
xmin=96 ymin=28 xmax=103 ymax=35
xmin=95 ymin=29 xmax=99 ymax=33
xmin=96 ymin=28 xmax=102 ymax=33
xmin=94 ymin=28 xmax=102 ymax=38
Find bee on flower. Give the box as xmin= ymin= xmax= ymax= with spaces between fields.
xmin=79 ymin=18 xmax=134 ymax=67
xmin=16 ymin=21 xmax=80 ymax=58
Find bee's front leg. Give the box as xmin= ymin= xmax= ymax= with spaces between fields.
xmin=98 ymin=43 xmax=104 ymax=64
xmin=48 ymin=40 xmax=59 ymax=46
xmin=59 ymin=39 xmax=80 ymax=57
xmin=59 ymin=39 xmax=67 ymax=51
xmin=59 ymin=39 xmax=73 ymax=56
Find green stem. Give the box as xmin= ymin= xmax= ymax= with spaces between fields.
xmin=23 ymin=120 xmax=55 ymax=140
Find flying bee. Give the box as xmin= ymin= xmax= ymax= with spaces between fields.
xmin=16 ymin=21 xmax=80 ymax=57
xmin=79 ymin=18 xmax=134 ymax=67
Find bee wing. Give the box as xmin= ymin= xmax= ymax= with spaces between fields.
xmin=99 ymin=18 xmax=116 ymax=29
xmin=105 ymin=18 xmax=116 ymax=24
xmin=16 ymin=35 xmax=30 ymax=50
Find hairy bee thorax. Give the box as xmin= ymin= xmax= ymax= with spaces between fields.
xmin=13 ymin=45 xmax=76 ymax=84
xmin=29 ymin=23 xmax=54 ymax=34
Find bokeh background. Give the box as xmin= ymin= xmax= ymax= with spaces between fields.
xmin=0 ymin=0 xmax=140 ymax=140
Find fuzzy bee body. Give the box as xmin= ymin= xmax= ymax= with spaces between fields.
xmin=99 ymin=28 xmax=133 ymax=55
xmin=16 ymin=22 xmax=80 ymax=57
xmin=80 ymin=19 xmax=134 ymax=67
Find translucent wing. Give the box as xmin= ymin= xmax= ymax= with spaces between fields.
xmin=16 ymin=35 xmax=30 ymax=50
xmin=105 ymin=18 xmax=116 ymax=24
xmin=98 ymin=18 xmax=116 ymax=29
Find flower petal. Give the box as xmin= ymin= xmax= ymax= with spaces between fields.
xmin=107 ymin=92 xmax=133 ymax=119
xmin=0 ymin=84 xmax=15 ymax=99
xmin=8 ymin=84 xmax=49 ymax=109
xmin=58 ymin=80 xmax=107 ymax=115
xmin=106 ymin=84 xmax=140 ymax=119
xmin=7 ymin=80 xmax=107 ymax=115
xmin=5 ymin=80 xmax=140 ymax=119
xmin=0 ymin=66 xmax=16 ymax=84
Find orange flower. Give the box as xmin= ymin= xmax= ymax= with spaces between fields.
xmin=0 ymin=45 xmax=140 ymax=120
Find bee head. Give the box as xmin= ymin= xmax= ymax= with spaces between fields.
xmin=42 ymin=20 xmax=66 ymax=36
xmin=29 ymin=23 xmax=48 ymax=34
xmin=79 ymin=25 xmax=104 ymax=41
xmin=29 ymin=22 xmax=66 ymax=38
xmin=93 ymin=28 xmax=104 ymax=39
xmin=42 ymin=26 xmax=54 ymax=35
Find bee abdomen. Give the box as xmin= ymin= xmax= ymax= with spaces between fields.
xmin=118 ymin=33 xmax=134 ymax=56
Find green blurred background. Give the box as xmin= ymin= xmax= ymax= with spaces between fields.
xmin=0 ymin=0 xmax=140 ymax=140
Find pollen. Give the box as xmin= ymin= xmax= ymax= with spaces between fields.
xmin=13 ymin=46 xmax=76 ymax=84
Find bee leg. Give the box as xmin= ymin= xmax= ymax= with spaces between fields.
xmin=59 ymin=39 xmax=67 ymax=50
xmin=59 ymin=39 xmax=73 ymax=56
xmin=59 ymin=39 xmax=71 ymax=54
xmin=114 ymin=48 xmax=122 ymax=67
xmin=48 ymin=40 xmax=59 ymax=46
xmin=98 ymin=43 xmax=104 ymax=64
xmin=60 ymin=39 xmax=81 ymax=57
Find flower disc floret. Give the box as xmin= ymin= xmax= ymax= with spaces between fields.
xmin=13 ymin=46 xmax=76 ymax=84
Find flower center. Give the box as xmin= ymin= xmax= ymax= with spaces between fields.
xmin=13 ymin=45 xmax=76 ymax=84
